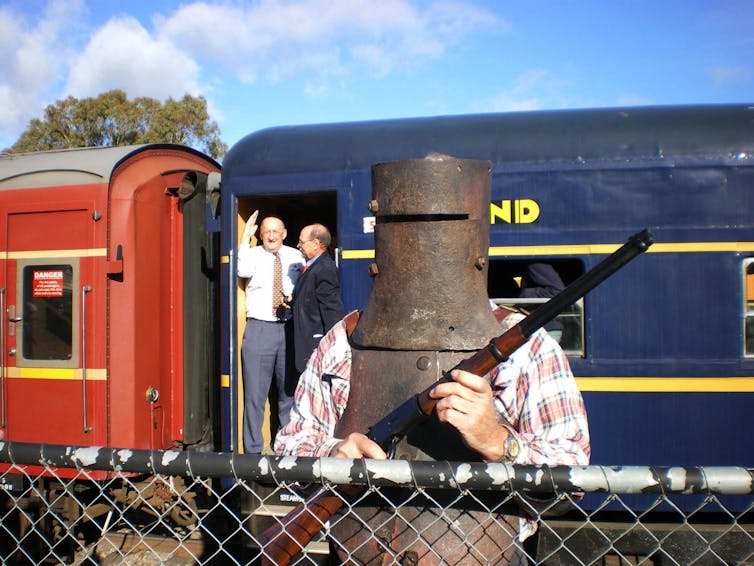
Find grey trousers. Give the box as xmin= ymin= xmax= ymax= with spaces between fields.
xmin=241 ymin=318 xmax=297 ymax=453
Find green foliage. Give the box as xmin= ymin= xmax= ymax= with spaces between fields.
xmin=8 ymin=90 xmax=227 ymax=159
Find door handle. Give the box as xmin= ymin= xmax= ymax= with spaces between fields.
xmin=81 ymin=285 xmax=92 ymax=433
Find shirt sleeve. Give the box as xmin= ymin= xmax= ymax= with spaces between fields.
xmin=274 ymin=320 xmax=352 ymax=457
xmin=315 ymin=267 xmax=344 ymax=333
xmin=237 ymin=246 xmax=255 ymax=279
xmin=493 ymin=316 xmax=591 ymax=466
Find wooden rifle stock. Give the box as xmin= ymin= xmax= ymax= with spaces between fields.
xmin=259 ymin=229 xmax=654 ymax=565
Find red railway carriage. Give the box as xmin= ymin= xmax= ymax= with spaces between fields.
xmin=0 ymin=145 xmax=220 ymax=460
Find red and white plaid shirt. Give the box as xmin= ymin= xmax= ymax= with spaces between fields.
xmin=275 ymin=312 xmax=590 ymax=467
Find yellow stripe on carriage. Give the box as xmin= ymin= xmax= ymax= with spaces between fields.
xmin=3 ymin=248 xmax=107 ymax=259
xmin=490 ymin=241 xmax=754 ymax=256
xmin=6 ymin=367 xmax=107 ymax=380
xmin=341 ymin=241 xmax=754 ymax=260
xmin=576 ymin=377 xmax=754 ymax=393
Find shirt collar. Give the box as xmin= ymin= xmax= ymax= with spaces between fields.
xmin=306 ymin=252 xmax=323 ymax=269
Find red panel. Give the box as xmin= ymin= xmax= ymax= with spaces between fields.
xmin=107 ymin=148 xmax=219 ymax=451
xmin=1 ymin=187 xmax=108 ymax=447
xmin=7 ymin=208 xmax=92 ymax=252
xmin=108 ymin=175 xmax=165 ymax=449
xmin=7 ymin=380 xmax=107 ymax=444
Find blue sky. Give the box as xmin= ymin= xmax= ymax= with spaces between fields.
xmin=1 ymin=0 xmax=752 ymax=154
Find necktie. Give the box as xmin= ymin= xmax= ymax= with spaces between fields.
xmin=272 ymin=252 xmax=283 ymax=318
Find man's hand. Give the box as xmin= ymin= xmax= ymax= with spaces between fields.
xmin=330 ymin=432 xmax=387 ymax=460
xmin=430 ymin=369 xmax=509 ymax=461
xmin=241 ymin=210 xmax=259 ymax=246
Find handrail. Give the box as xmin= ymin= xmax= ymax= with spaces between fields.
xmin=0 ymin=287 xmax=6 ymax=428
xmin=228 ymin=249 xmax=236 ymax=452
xmin=81 ymin=285 xmax=92 ymax=433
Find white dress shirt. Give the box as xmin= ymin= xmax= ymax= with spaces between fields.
xmin=237 ymin=244 xmax=303 ymax=321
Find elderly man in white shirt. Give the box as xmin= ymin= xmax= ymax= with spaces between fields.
xmin=237 ymin=213 xmax=303 ymax=453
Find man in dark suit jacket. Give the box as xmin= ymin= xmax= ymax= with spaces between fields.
xmin=292 ymin=224 xmax=344 ymax=374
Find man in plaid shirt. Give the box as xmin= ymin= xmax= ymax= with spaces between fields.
xmin=274 ymin=308 xmax=590 ymax=550
xmin=274 ymin=154 xmax=590 ymax=563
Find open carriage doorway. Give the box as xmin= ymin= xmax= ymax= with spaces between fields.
xmin=238 ymin=192 xmax=339 ymax=259
xmin=235 ymin=192 xmax=338 ymax=453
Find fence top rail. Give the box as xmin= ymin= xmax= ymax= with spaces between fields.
xmin=1 ymin=442 xmax=752 ymax=495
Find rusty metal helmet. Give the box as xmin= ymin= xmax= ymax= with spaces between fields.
xmin=351 ymin=153 xmax=501 ymax=351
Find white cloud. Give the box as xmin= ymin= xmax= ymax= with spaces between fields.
xmin=160 ymin=0 xmax=501 ymax=84
xmin=0 ymin=0 xmax=84 ymax=144
xmin=474 ymin=69 xmax=561 ymax=113
xmin=0 ymin=0 xmax=500 ymax=148
xmin=708 ymin=65 xmax=750 ymax=86
xmin=65 ymin=16 xmax=201 ymax=100
xmin=615 ymin=94 xmax=650 ymax=107
xmin=475 ymin=70 xmax=650 ymax=114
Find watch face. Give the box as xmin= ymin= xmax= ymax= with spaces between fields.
xmin=507 ymin=437 xmax=520 ymax=460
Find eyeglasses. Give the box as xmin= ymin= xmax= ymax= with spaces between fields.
xmin=298 ymin=238 xmax=315 ymax=245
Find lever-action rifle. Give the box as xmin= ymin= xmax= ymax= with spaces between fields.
xmin=260 ymin=229 xmax=654 ymax=565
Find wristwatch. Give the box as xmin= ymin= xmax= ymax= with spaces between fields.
xmin=497 ymin=433 xmax=520 ymax=462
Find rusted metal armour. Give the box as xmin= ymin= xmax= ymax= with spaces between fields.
xmin=351 ymin=154 xmax=501 ymax=351
xmin=333 ymin=155 xmax=518 ymax=563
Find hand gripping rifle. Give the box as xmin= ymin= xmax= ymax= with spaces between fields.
xmin=260 ymin=229 xmax=654 ymax=565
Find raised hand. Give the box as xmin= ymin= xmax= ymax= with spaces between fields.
xmin=241 ymin=210 xmax=259 ymax=246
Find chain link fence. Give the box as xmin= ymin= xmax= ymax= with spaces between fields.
xmin=0 ymin=442 xmax=752 ymax=565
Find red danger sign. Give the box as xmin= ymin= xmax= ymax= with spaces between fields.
xmin=32 ymin=269 xmax=64 ymax=298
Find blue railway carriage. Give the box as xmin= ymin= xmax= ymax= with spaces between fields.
xmin=219 ymin=104 xmax=754 ymax=469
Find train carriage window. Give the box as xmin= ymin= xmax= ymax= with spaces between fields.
xmin=488 ymin=259 xmax=585 ymax=356
xmin=744 ymin=260 xmax=754 ymax=356
xmin=21 ymin=264 xmax=74 ymax=361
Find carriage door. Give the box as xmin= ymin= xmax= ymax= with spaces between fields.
xmin=234 ymin=192 xmax=338 ymax=452
xmin=2 ymin=206 xmax=101 ymax=445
